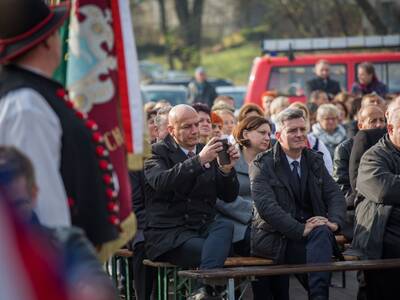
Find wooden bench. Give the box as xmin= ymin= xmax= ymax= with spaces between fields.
xmin=179 ymin=258 xmax=400 ymax=300
xmin=143 ymin=256 xmax=273 ymax=300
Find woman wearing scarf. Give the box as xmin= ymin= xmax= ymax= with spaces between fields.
xmin=351 ymin=62 xmax=388 ymax=98
xmin=312 ymin=104 xmax=347 ymax=158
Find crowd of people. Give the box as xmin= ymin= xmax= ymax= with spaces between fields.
xmin=138 ymin=59 xmax=399 ymax=300
xmin=1 ymin=2 xmax=400 ymax=300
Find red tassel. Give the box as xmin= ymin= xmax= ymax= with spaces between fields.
xmin=92 ymin=132 xmax=104 ymax=143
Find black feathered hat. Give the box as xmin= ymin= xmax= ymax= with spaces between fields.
xmin=0 ymin=0 xmax=70 ymax=64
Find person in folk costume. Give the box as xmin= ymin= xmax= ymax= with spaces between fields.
xmin=0 ymin=0 xmax=122 ymax=259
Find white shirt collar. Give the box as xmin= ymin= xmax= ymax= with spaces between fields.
xmin=286 ymin=154 xmax=301 ymax=166
xmin=180 ymin=145 xmax=196 ymax=155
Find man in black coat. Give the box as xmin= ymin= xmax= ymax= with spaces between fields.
xmin=306 ymin=60 xmax=341 ymax=98
xmin=144 ymin=104 xmax=239 ymax=299
xmin=250 ymin=108 xmax=345 ymax=300
xmin=352 ymin=102 xmax=400 ymax=299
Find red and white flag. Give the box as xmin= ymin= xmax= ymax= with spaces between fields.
xmin=66 ymin=0 xmax=144 ymax=258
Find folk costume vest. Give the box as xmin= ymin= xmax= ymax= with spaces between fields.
xmin=0 ymin=65 xmax=119 ymax=245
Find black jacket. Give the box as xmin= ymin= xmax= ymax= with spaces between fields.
xmin=306 ymin=77 xmax=341 ymax=97
xmin=250 ymin=142 xmax=345 ymax=262
xmin=130 ymin=170 xmax=146 ymax=230
xmin=349 ymin=128 xmax=386 ymax=202
xmin=352 ymin=135 xmax=400 ymax=259
xmin=333 ymin=138 xmax=354 ymax=208
xmin=143 ymin=134 xmax=239 ymax=259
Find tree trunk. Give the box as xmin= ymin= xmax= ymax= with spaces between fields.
xmin=174 ymin=0 xmax=204 ymax=48
xmin=157 ymin=0 xmax=175 ymax=69
xmin=174 ymin=0 xmax=204 ymax=68
xmin=354 ymin=0 xmax=388 ymax=34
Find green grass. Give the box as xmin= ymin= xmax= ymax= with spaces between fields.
xmin=145 ymin=43 xmax=260 ymax=85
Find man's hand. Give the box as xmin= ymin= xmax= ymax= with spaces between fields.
xmin=218 ymin=144 xmax=240 ymax=173
xmin=303 ymin=219 xmax=325 ymax=236
xmin=306 ymin=216 xmax=339 ymax=232
xmin=199 ymin=137 xmax=223 ymax=165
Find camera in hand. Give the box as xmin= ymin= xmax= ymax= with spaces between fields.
xmin=217 ymin=138 xmax=231 ymax=165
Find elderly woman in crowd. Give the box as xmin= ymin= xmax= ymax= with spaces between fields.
xmin=290 ymin=102 xmax=333 ymax=174
xmin=215 ymin=115 xmax=272 ymax=299
xmin=192 ymin=103 xmax=212 ymax=144
xmin=312 ymin=104 xmax=347 ymax=158
xmin=352 ymin=61 xmax=388 ymax=97
xmin=237 ymin=103 xmax=264 ymax=123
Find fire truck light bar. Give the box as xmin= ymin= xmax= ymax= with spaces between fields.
xmin=262 ymin=35 xmax=400 ymax=54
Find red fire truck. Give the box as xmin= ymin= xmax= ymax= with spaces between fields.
xmin=245 ymin=35 xmax=400 ymax=106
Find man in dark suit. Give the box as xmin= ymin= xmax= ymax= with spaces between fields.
xmin=144 ymin=104 xmax=240 ymax=299
xmin=250 ymin=108 xmax=346 ymax=300
xmin=352 ymin=102 xmax=400 ymax=299
xmin=306 ymin=60 xmax=341 ymax=98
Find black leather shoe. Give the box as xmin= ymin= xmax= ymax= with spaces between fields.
xmin=187 ymin=285 xmax=221 ymax=300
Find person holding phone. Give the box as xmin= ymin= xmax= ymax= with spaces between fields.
xmin=144 ymin=104 xmax=240 ymax=299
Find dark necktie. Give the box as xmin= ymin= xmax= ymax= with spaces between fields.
xmin=187 ymin=151 xmax=195 ymax=158
xmin=291 ymin=161 xmax=301 ymax=198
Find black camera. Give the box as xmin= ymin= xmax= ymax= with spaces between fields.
xmin=217 ymin=138 xmax=231 ymax=165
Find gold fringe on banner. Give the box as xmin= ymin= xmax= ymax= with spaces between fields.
xmin=127 ymin=135 xmax=152 ymax=171
xmin=97 ymin=212 xmax=137 ymax=263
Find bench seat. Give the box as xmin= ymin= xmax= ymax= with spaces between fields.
xmin=143 ymin=256 xmax=274 ymax=268
xmin=178 ymin=258 xmax=400 ymax=280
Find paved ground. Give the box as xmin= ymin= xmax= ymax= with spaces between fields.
xmin=233 ymin=271 xmax=358 ymax=299
xmin=289 ymin=271 xmax=358 ymax=299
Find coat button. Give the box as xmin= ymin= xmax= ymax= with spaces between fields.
xmin=187 ymin=198 xmax=192 ymax=203
xmin=184 ymin=214 xmax=189 ymax=220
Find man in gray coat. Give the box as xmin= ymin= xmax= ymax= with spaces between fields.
xmin=250 ymin=108 xmax=345 ymax=300
xmin=352 ymin=99 xmax=400 ymax=299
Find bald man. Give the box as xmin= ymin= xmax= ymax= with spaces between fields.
xmin=144 ymin=105 xmax=239 ymax=299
